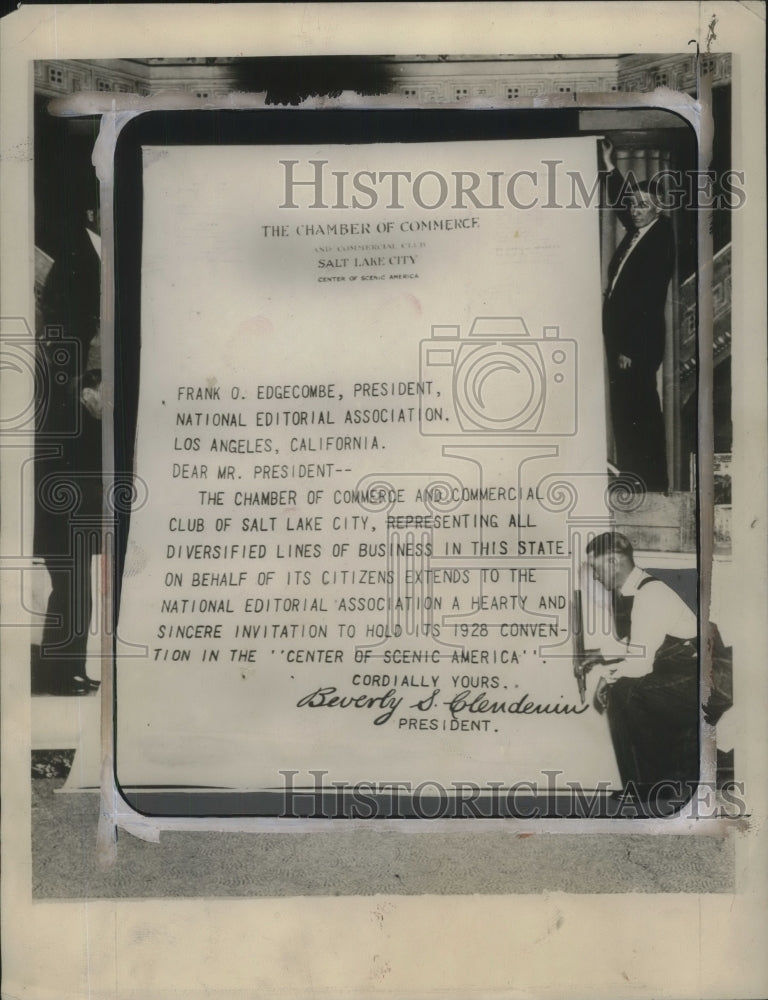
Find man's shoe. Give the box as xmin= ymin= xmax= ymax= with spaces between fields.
xmin=72 ymin=674 xmax=100 ymax=691
xmin=58 ymin=678 xmax=91 ymax=696
xmin=53 ymin=675 xmax=100 ymax=696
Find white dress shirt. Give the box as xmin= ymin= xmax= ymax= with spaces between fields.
xmin=600 ymin=566 xmax=697 ymax=680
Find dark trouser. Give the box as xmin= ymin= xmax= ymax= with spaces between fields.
xmin=39 ymin=552 xmax=94 ymax=691
xmin=607 ymin=648 xmax=699 ymax=794
xmin=608 ymin=366 xmax=668 ymax=492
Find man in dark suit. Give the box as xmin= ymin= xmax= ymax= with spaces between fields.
xmin=601 ymin=139 xmax=674 ymax=492
xmin=33 ymin=198 xmax=102 ymax=695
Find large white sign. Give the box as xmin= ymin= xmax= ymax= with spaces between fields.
xmin=116 ymin=136 xmax=616 ymax=796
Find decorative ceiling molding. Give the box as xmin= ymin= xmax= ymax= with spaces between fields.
xmin=34 ymin=53 xmax=732 ymax=101
xmin=34 ymin=59 xmax=239 ymax=99
xmin=617 ymin=53 xmax=731 ymax=94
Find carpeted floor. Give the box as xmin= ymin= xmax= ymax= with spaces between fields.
xmin=32 ymin=777 xmax=735 ymax=898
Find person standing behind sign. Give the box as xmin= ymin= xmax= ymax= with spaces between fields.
xmin=600 ymin=138 xmax=674 ymax=493
xmin=34 ymin=198 xmax=102 ymax=695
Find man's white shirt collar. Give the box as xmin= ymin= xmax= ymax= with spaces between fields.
xmin=608 ymin=217 xmax=659 ymax=293
xmin=634 ymin=216 xmax=659 ymax=237
xmin=86 ymin=227 xmax=101 ymax=260
xmin=620 ymin=565 xmax=647 ymax=597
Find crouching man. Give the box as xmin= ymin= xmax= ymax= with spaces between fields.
xmin=581 ymin=531 xmax=699 ymax=800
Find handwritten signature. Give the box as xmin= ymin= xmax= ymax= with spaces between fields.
xmin=296 ymin=684 xmax=588 ymax=725
xmin=296 ymin=686 xmax=403 ymax=725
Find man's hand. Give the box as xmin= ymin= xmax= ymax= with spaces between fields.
xmin=600 ymin=137 xmax=616 ymax=172
xmin=81 ymin=381 xmax=102 ymax=420
xmin=618 ymin=354 xmax=633 ymax=371
xmin=593 ymin=677 xmax=610 ymax=713
xmin=574 ymin=653 xmax=605 ymax=678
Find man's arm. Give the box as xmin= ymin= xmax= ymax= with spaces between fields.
xmin=600 ymin=138 xmax=633 ymax=231
xmin=581 ymin=584 xmax=671 ymax=684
